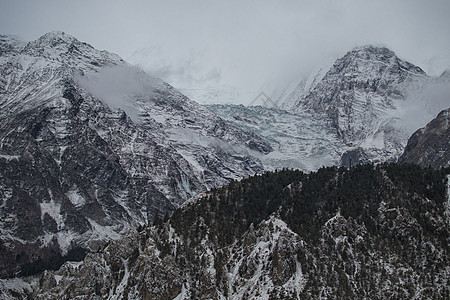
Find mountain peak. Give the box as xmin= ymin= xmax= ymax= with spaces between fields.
xmin=17 ymin=31 xmax=124 ymax=71
xmin=325 ymin=44 xmax=427 ymax=85
xmin=351 ymin=45 xmax=395 ymax=55
xmin=341 ymin=45 xmax=426 ymax=76
xmin=399 ymin=108 xmax=450 ymax=168
xmin=440 ymin=69 xmax=450 ymax=79
xmin=37 ymin=31 xmax=78 ymax=44
xmin=24 ymin=31 xmax=90 ymax=54
xmin=41 ymin=30 xmax=72 ymax=38
xmin=0 ymin=30 xmax=272 ymax=278
xmin=288 ymin=43 xmax=430 ymax=161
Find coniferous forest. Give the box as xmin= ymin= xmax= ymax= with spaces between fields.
xmin=33 ymin=163 xmax=448 ymax=299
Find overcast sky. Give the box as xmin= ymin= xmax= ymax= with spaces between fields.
xmin=1 ymin=0 xmax=450 ymax=96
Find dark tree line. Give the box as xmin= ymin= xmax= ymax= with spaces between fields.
xmin=167 ymin=163 xmax=448 ymax=247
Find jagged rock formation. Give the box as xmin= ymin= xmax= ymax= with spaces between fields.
xmin=16 ymin=164 xmax=448 ymax=299
xmin=0 ymin=32 xmax=271 ymax=278
xmin=399 ymin=108 xmax=450 ymax=168
xmin=439 ymin=69 xmax=450 ymax=81
xmin=339 ymin=147 xmax=370 ymax=167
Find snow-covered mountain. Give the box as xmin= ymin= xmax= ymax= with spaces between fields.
xmin=285 ymin=45 xmax=430 ymax=163
xmin=11 ymin=165 xmax=448 ymax=299
xmin=1 ymin=33 xmax=449 ymax=298
xmin=210 ymin=46 xmax=448 ymax=168
xmin=0 ymin=31 xmax=271 ymax=278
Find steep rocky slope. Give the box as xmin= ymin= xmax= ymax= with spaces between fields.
xmin=0 ymin=32 xmax=270 ymax=278
xmin=399 ymin=108 xmax=450 ymax=168
xmin=13 ymin=164 xmax=448 ymax=299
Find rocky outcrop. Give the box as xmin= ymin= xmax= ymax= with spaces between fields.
xmin=399 ymin=108 xmax=449 ymax=168
xmin=339 ymin=147 xmax=370 ymax=167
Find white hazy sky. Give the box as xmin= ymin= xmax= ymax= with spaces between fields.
xmin=1 ymin=0 xmax=450 ymax=94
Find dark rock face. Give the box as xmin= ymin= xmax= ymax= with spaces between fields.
xmin=340 ymin=147 xmax=370 ymax=167
xmin=399 ymin=108 xmax=450 ymax=168
xmin=0 ymin=32 xmax=270 ymax=278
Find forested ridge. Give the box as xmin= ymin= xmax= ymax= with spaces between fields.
xmin=32 ymin=163 xmax=449 ymax=299
xmin=169 ymin=163 xmax=448 ymax=244
xmin=156 ymin=163 xmax=449 ymax=298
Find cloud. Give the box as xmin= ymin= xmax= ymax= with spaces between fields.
xmin=395 ymin=79 xmax=450 ymax=136
xmin=129 ymin=47 xmax=222 ymax=89
xmin=122 ymin=0 xmax=450 ymax=97
xmin=2 ymin=0 xmax=450 ymax=102
xmin=76 ymin=65 xmax=161 ymax=123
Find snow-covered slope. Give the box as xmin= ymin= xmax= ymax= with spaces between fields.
xmin=180 ymin=86 xmax=257 ymax=106
xmin=277 ymin=64 xmax=333 ymax=111
xmin=208 ymin=104 xmax=347 ymax=171
xmin=0 ymin=31 xmax=271 ymax=278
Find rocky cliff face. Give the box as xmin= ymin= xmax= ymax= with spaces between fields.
xmin=399 ymin=108 xmax=449 ymax=168
xmin=13 ymin=164 xmax=448 ymax=299
xmin=0 ymin=32 xmax=271 ymax=278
